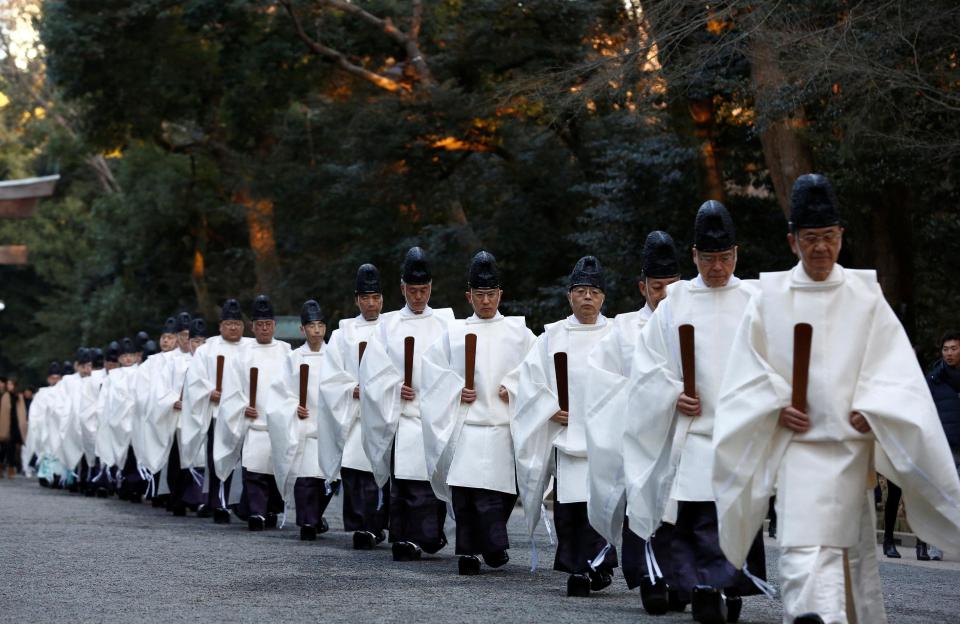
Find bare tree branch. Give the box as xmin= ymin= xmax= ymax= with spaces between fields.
xmin=277 ymin=0 xmax=408 ymax=93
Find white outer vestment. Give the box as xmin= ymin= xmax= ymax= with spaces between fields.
xmin=419 ymin=312 xmax=536 ymax=503
xmin=215 ymin=339 xmax=292 ymax=478
xmin=584 ymin=304 xmax=652 ymax=550
xmin=359 ymin=305 xmax=454 ymax=487
xmin=510 ymin=314 xmax=612 ymax=537
xmin=315 ymin=315 xmax=381 ymax=480
xmin=621 ymin=276 xmax=756 ymax=540
xmin=714 ymin=263 xmax=960 ymax=623
xmin=178 ymin=336 xmax=253 ymax=469
xmin=268 ymin=342 xmax=325 ymax=503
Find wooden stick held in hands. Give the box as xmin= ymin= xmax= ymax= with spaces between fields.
xmin=792 ymin=323 xmax=813 ymax=412
xmin=404 ymin=336 xmax=415 ymax=388
xmin=679 ymin=324 xmax=696 ymax=397
xmin=358 ymin=341 xmax=367 ymax=365
xmin=299 ymin=363 xmax=309 ymax=410
xmin=249 ymin=367 xmax=259 ymax=408
xmin=464 ymin=333 xmax=478 ymax=390
xmin=554 ymin=351 xmax=569 ymax=412
xmin=215 ymin=355 xmax=225 ymax=393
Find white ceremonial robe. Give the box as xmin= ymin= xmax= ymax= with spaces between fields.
xmin=101 ymin=365 xmax=139 ymax=468
xmin=359 ymin=305 xmax=454 ymax=487
xmin=56 ymin=373 xmax=86 ymax=471
xmin=420 ymin=313 xmax=536 ymax=503
xmin=510 ymin=314 xmax=613 ymax=536
xmin=714 ymin=263 xmax=960 ymax=624
xmin=621 ymin=276 xmax=756 ymax=541
xmin=316 ymin=316 xmax=380 ymax=480
xmin=25 ymin=386 xmax=55 ymax=465
xmin=132 ymin=354 xmax=169 ymax=473
xmin=79 ymin=369 xmax=107 ymax=464
xmin=179 ymin=336 xmax=252 ymax=469
xmin=216 ymin=339 xmax=292 ymax=478
xmin=93 ymin=373 xmax=116 ymax=468
xmin=584 ymin=304 xmax=653 ymax=550
xmin=140 ymin=350 xmax=191 ymax=474
xmin=270 ymin=343 xmax=325 ymax=502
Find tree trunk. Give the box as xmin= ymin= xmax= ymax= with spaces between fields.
xmin=237 ymin=189 xmax=282 ymax=297
xmin=749 ymin=38 xmax=814 ymax=218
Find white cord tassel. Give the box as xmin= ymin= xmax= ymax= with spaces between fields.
xmin=742 ymin=564 xmax=777 ymax=598
xmin=589 ymin=542 xmax=612 ymax=571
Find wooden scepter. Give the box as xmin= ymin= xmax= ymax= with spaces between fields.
xmin=464 ymin=333 xmax=478 ymax=391
xmin=404 ymin=336 xmax=415 ymax=388
xmin=215 ymin=355 xmax=225 ymax=393
xmin=678 ymin=324 xmax=696 ymax=397
xmin=553 ymin=351 xmax=569 ymax=413
xmin=249 ymin=367 xmax=259 ymax=410
xmin=298 ymin=363 xmax=309 ymax=414
xmin=358 ymin=340 xmax=367 ymax=365
xmin=792 ymin=323 xmax=813 ymax=412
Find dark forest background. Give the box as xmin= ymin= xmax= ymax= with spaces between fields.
xmin=1 ymin=1 xmax=958 ymax=383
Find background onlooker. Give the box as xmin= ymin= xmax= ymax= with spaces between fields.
xmin=921 ymin=330 xmax=960 ymax=560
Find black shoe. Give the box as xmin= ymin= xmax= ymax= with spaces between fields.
xmin=917 ymin=541 xmax=930 ymax=561
xmin=668 ymin=589 xmax=688 ymax=612
xmin=482 ymin=550 xmax=509 ymax=569
xmin=151 ymin=495 xmax=165 ymax=508
xmin=318 ymin=517 xmax=329 ymax=534
xmin=196 ymin=504 xmax=213 ymax=519
xmin=128 ymin=494 xmax=142 ymax=504
xmin=213 ymin=508 xmax=231 ymax=524
xmin=794 ymin=615 xmax=825 ymax=624
xmin=353 ymin=531 xmax=377 ymax=550
xmin=883 ymin=540 xmax=901 ymax=558
xmin=458 ymin=555 xmax=481 ymax=576
xmin=725 ymin=594 xmax=742 ymax=623
xmin=171 ymin=504 xmax=187 ymax=517
xmin=566 ymin=573 xmax=591 ymax=598
xmin=639 ymin=575 xmax=669 ymax=615
xmin=39 ymin=478 xmax=50 ymax=488
xmin=392 ymin=541 xmax=422 ymax=562
xmin=375 ymin=530 xmax=387 ymax=544
xmin=691 ymin=586 xmax=727 ymax=624
xmin=300 ymin=525 xmax=318 ymax=541
xmin=248 ymin=515 xmax=265 ymax=532
xmin=588 ymin=567 xmax=613 ymax=591
xmin=84 ymin=487 xmax=96 ymax=497
xmin=95 ymin=487 xmax=109 ymax=498
xmin=265 ymin=512 xmax=278 ymax=529
xmin=68 ymin=483 xmax=80 ymax=493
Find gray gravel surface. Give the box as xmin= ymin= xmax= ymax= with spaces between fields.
xmin=1 ymin=478 xmax=957 ymax=623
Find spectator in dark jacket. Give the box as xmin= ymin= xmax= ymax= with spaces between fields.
xmin=916 ymin=330 xmax=960 ymax=561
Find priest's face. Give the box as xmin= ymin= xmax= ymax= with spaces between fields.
xmin=942 ymin=339 xmax=960 ymax=368
xmin=46 ymin=375 xmax=61 ymax=386
xmin=639 ymin=275 xmax=680 ymax=311
xmin=301 ymin=320 xmax=326 ymax=350
xmin=568 ymin=286 xmax=605 ymax=324
xmin=177 ymin=330 xmax=191 ymax=352
xmin=190 ymin=336 xmax=206 ymax=353
xmin=788 ymin=225 xmax=843 ymax=282
xmin=220 ymin=320 xmax=244 ymax=343
xmin=253 ymin=319 xmax=275 ymax=344
xmin=159 ymin=333 xmax=178 ymax=352
xmin=692 ymin=247 xmax=737 ymax=288
xmin=119 ymin=353 xmax=136 ymax=366
xmin=402 ymin=282 xmax=431 ymax=314
xmin=77 ymin=363 xmax=92 ymax=377
xmin=466 ymin=288 xmax=501 ymax=319
xmin=356 ymin=293 xmax=383 ymax=322
xmin=105 ymin=361 xmax=119 ymax=371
